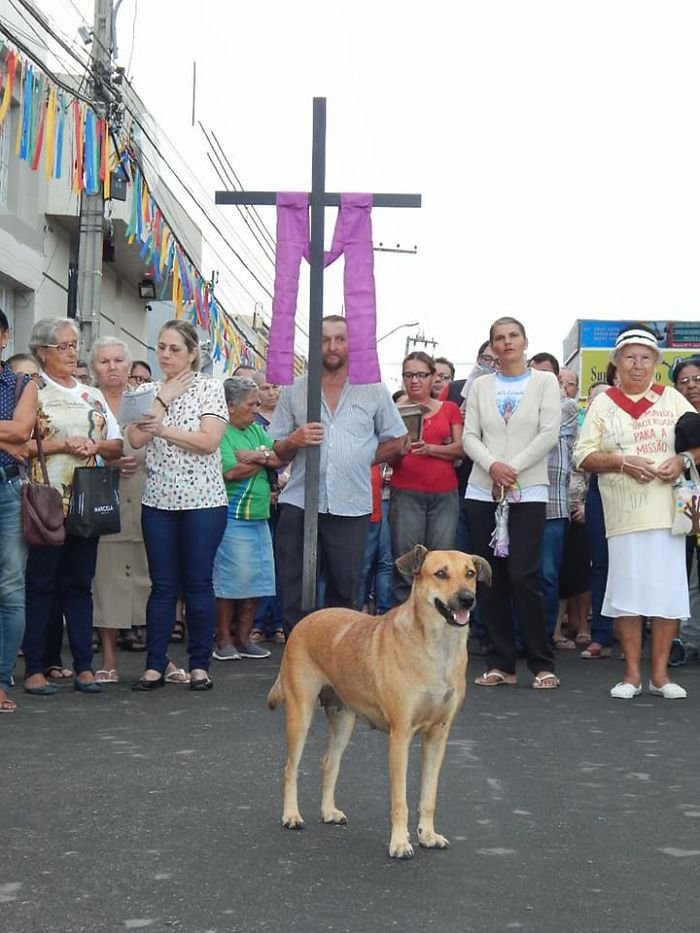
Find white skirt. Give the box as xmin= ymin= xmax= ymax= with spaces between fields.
xmin=603 ymin=529 xmax=689 ymax=620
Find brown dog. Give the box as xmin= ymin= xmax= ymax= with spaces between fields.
xmin=267 ymin=545 xmax=491 ymax=859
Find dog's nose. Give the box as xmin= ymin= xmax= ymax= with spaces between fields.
xmin=456 ymin=590 xmax=475 ymax=610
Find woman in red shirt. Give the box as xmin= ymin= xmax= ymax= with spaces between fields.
xmin=389 ymin=352 xmax=464 ymax=603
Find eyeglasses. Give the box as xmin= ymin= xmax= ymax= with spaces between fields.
xmin=402 ymin=371 xmax=432 ymax=381
xmin=478 ymin=355 xmax=497 ymax=365
xmin=129 ymin=375 xmax=150 ymax=384
xmin=677 ymin=375 xmax=700 ymax=387
xmin=560 ymin=381 xmax=578 ymax=388
xmin=44 ymin=341 xmax=79 ymax=354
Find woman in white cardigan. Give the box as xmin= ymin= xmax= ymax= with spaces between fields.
xmin=463 ymin=317 xmax=562 ymax=689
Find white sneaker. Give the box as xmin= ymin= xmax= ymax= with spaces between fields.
xmin=610 ymin=681 xmax=642 ymax=699
xmin=648 ymin=681 xmax=687 ymax=699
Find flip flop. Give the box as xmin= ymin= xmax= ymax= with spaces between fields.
xmin=95 ymin=669 xmax=119 ymax=684
xmin=553 ymin=638 xmax=576 ymax=650
xmin=474 ymin=670 xmax=517 ymax=687
xmin=532 ymin=672 xmax=560 ymax=690
xmin=0 ymin=696 xmax=16 ymax=713
xmin=164 ymin=667 xmax=190 ymax=684
xmin=45 ymin=666 xmax=74 ymax=681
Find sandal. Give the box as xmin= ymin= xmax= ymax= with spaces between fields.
xmin=95 ymin=669 xmax=119 ymax=684
xmin=580 ymin=642 xmax=611 ymax=659
xmin=190 ymin=675 xmax=213 ymax=691
xmin=553 ymin=637 xmax=576 ymax=650
xmin=249 ymin=629 xmax=264 ymax=644
xmin=170 ymin=620 xmax=185 ymax=644
xmin=45 ymin=666 xmax=73 ymax=681
xmin=474 ymin=669 xmax=517 ymax=687
xmin=532 ymin=672 xmax=560 ymax=690
xmin=119 ymin=629 xmax=146 ymax=652
xmin=164 ymin=667 xmax=190 ymax=684
xmin=575 ymin=632 xmax=592 ymax=647
xmin=0 ymin=697 xmax=17 ymax=713
xmin=271 ymin=629 xmax=286 ymax=645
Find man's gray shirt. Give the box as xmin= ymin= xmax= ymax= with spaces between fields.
xmin=268 ymin=376 xmax=406 ymax=516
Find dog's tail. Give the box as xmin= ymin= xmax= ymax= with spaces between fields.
xmin=267 ymin=674 xmax=284 ymax=710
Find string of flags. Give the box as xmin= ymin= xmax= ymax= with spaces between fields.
xmin=0 ymin=40 xmax=256 ymax=370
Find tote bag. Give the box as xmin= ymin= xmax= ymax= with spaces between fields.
xmin=65 ymin=466 xmax=121 ymax=538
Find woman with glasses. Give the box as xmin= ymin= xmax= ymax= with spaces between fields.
xmin=22 ymin=317 xmax=123 ymax=697
xmin=127 ymin=320 xmax=228 ymax=692
xmin=128 ymin=361 xmax=152 ymax=387
xmin=388 ymin=351 xmax=464 ymax=603
xmin=463 ymin=317 xmax=561 ymax=689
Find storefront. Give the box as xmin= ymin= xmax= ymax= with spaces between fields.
xmin=563 ymin=319 xmax=700 ymax=399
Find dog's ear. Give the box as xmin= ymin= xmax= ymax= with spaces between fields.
xmin=471 ymin=555 xmax=492 ymax=587
xmin=395 ymin=544 xmax=429 ymax=580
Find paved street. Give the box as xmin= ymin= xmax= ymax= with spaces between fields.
xmin=4 ymin=640 xmax=700 ymax=933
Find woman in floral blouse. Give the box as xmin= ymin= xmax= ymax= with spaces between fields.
xmin=127 ymin=320 xmax=228 ymax=691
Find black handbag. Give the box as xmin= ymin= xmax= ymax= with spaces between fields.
xmin=65 ymin=466 xmax=121 ymax=538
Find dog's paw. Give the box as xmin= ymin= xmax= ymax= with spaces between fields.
xmin=418 ymin=829 xmax=450 ymax=850
xmin=321 ymin=808 xmax=348 ymax=825
xmin=282 ymin=814 xmax=305 ymax=830
xmin=389 ymin=838 xmax=415 ymax=859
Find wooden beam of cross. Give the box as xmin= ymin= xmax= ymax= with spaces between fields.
xmin=215 ymin=97 xmax=421 ymax=611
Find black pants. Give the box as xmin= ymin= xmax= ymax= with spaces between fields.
xmin=276 ymin=505 xmax=370 ymax=633
xmin=465 ymin=499 xmax=554 ymax=676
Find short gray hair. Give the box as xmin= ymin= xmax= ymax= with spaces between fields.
xmin=89 ymin=336 xmax=131 ymax=370
xmin=223 ymin=376 xmax=258 ymax=407
xmin=29 ymin=317 xmax=79 ymax=364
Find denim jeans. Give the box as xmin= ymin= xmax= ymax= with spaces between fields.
xmin=538 ymin=517 xmax=569 ymax=639
xmin=0 ymin=476 xmax=26 ymax=690
xmin=358 ymin=499 xmax=394 ymax=614
xmin=389 ymin=487 xmax=459 ymax=603
xmin=141 ymin=505 xmax=227 ymax=674
xmin=585 ymin=476 xmax=613 ymax=647
xmin=24 ymin=535 xmax=99 ymax=678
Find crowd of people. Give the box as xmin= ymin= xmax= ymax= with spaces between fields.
xmin=0 ymin=310 xmax=699 ymax=714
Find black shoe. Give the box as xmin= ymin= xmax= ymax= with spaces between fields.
xmin=668 ymin=638 xmax=687 ymax=667
xmin=74 ymin=678 xmax=102 ymax=694
xmin=132 ymin=675 xmax=165 ymax=691
xmin=190 ymin=676 xmax=213 ymax=691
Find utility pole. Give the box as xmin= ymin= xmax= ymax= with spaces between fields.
xmin=405 ymin=330 xmax=438 ymax=358
xmin=76 ymin=0 xmax=113 ymax=354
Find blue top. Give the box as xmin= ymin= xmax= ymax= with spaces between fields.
xmin=0 ymin=363 xmax=29 ymax=470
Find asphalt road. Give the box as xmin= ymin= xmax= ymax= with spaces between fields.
xmin=4 ymin=640 xmax=700 ymax=933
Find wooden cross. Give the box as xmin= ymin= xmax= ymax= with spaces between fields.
xmin=215 ymin=97 xmax=421 ymax=611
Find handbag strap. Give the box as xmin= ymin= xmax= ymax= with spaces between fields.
xmin=12 ymin=373 xmax=50 ymax=486
xmin=680 ymin=451 xmax=700 ymax=486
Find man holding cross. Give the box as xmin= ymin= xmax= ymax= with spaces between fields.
xmin=269 ymin=315 xmax=407 ymax=633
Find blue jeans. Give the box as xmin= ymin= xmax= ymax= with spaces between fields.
xmin=141 ymin=505 xmax=227 ymax=674
xmin=358 ymin=499 xmax=394 ymax=614
xmin=0 ymin=476 xmax=26 ymax=690
xmin=389 ymin=487 xmax=459 ymax=603
xmin=538 ymin=517 xmax=569 ymax=639
xmin=24 ymin=535 xmax=99 ymax=678
xmin=585 ymin=476 xmax=613 ymax=647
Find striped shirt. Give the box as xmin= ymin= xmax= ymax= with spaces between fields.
xmin=268 ymin=375 xmax=406 ymax=516
xmin=546 ymin=397 xmax=579 ymax=520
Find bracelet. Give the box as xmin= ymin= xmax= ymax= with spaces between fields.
xmin=154 ymin=395 xmax=168 ymax=411
xmin=620 ymin=458 xmax=626 ymax=473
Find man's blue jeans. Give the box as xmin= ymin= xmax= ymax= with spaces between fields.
xmin=0 ymin=477 xmax=26 ymax=691
xmin=585 ymin=477 xmax=613 ymax=647
xmin=141 ymin=505 xmax=227 ymax=674
xmin=358 ymin=499 xmax=394 ymax=614
xmin=538 ymin=517 xmax=568 ymax=639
